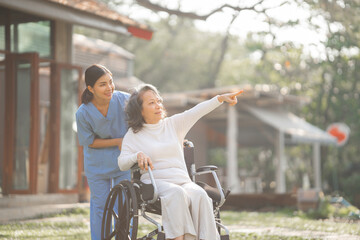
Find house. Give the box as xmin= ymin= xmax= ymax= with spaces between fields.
xmin=0 ymin=0 xmax=152 ymax=199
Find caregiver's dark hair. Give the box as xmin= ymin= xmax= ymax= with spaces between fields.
xmin=126 ymin=84 xmax=165 ymax=133
xmin=81 ymin=64 xmax=112 ymax=104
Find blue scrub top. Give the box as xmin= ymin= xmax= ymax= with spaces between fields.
xmin=76 ymin=91 xmax=130 ymax=179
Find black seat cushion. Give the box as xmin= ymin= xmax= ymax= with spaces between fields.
xmin=144 ymin=198 xmax=162 ymax=215
xmin=196 ymin=181 xmax=221 ymax=203
xmin=132 ymin=179 xmax=162 ymax=215
xmin=139 ymin=182 xmax=154 ymax=202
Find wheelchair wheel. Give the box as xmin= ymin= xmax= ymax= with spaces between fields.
xmin=101 ymin=180 xmax=138 ymax=240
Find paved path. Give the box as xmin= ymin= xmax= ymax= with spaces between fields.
xmin=228 ymin=225 xmax=360 ymax=240
xmin=0 ymin=202 xmax=90 ymax=224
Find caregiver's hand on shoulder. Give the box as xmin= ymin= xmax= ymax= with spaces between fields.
xmin=136 ymin=152 xmax=154 ymax=171
xmin=217 ymin=90 xmax=244 ymax=106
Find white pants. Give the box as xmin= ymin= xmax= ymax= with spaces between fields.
xmin=155 ymin=180 xmax=220 ymax=240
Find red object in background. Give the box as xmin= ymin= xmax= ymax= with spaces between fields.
xmin=127 ymin=26 xmax=153 ymax=40
xmin=327 ymin=123 xmax=350 ymax=146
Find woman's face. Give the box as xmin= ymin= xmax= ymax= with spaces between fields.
xmin=141 ymin=90 xmax=165 ymax=124
xmin=88 ymin=73 xmax=114 ymax=103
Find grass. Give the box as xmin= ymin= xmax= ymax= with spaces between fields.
xmin=0 ymin=208 xmax=91 ymax=239
xmin=0 ymin=208 xmax=359 ymax=239
xmin=221 ymin=210 xmax=360 ymax=236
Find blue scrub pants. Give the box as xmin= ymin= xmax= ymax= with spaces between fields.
xmin=87 ymin=171 xmax=131 ymax=240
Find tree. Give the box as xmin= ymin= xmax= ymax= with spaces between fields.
xmin=297 ymin=0 xmax=360 ymax=203
xmin=100 ymin=0 xmax=292 ymax=89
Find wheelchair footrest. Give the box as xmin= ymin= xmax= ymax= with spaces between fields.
xmin=221 ymin=235 xmax=230 ymax=240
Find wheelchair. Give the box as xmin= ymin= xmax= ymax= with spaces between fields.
xmin=101 ymin=141 xmax=231 ymax=240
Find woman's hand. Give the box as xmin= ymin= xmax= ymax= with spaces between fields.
xmin=217 ymin=90 xmax=243 ymax=106
xmin=136 ymin=152 xmax=154 ymax=171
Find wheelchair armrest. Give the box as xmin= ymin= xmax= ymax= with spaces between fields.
xmin=193 ymin=165 xmax=226 ymax=208
xmin=196 ymin=165 xmax=218 ymax=173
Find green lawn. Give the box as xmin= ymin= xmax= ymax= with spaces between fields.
xmin=221 ymin=210 xmax=360 ymax=235
xmin=0 ymin=208 xmax=359 ymax=240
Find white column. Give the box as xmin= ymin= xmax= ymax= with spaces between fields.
xmin=313 ymin=142 xmax=321 ymax=190
xmin=275 ymin=131 xmax=286 ymax=193
xmin=227 ymin=106 xmax=240 ymax=193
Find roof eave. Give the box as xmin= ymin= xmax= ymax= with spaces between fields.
xmin=0 ymin=0 xmax=150 ymax=38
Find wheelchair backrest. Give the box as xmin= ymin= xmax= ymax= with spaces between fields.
xmin=183 ymin=141 xmax=195 ymax=179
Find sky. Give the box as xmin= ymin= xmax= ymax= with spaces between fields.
xmin=116 ymin=0 xmax=328 ymax=58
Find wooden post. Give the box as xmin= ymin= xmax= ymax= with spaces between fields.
xmin=313 ymin=143 xmax=321 ymax=190
xmin=275 ymin=131 xmax=286 ymax=193
xmin=227 ymin=106 xmax=240 ymax=193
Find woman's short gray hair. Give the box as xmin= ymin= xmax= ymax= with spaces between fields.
xmin=126 ymin=84 xmax=165 ymax=133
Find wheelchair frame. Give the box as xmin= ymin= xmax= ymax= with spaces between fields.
xmin=101 ymin=141 xmax=230 ymax=240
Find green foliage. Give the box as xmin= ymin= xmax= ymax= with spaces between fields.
xmin=298 ymin=0 xmax=360 ymax=205
xmin=115 ymin=18 xmax=230 ymax=92
xmin=208 ymin=148 xmax=226 ymax=167
xmin=306 ymin=197 xmax=336 ymax=219
xmin=300 ymin=195 xmax=360 ymax=220
xmin=339 ymin=169 xmax=360 ymax=203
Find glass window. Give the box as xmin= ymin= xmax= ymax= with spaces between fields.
xmin=0 ymin=9 xmax=5 ymax=51
xmin=0 ymin=64 xmax=4 ymax=193
xmin=0 ymin=26 xmax=4 ymax=51
xmin=38 ymin=63 xmax=51 ymax=193
xmin=59 ymin=68 xmax=79 ymax=190
xmin=13 ymin=61 xmax=32 ymax=190
xmin=11 ymin=21 xmax=51 ymax=58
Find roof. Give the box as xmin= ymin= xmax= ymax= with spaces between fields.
xmin=245 ymin=105 xmax=337 ymax=145
xmin=72 ymin=34 xmax=145 ymax=91
xmin=0 ymin=0 xmax=153 ymax=40
xmin=163 ymin=84 xmax=310 ymax=108
xmin=73 ymin=34 xmax=134 ymax=59
xmin=115 ymin=76 xmax=145 ymax=92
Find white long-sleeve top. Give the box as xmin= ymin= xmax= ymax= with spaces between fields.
xmin=118 ymin=96 xmax=222 ymax=184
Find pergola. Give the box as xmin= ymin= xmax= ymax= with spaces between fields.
xmin=164 ymin=84 xmax=337 ymax=193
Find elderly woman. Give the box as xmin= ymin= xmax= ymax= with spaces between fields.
xmin=118 ymin=84 xmax=242 ymax=240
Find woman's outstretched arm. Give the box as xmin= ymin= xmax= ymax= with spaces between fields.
xmin=171 ymin=90 xmax=243 ymax=140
